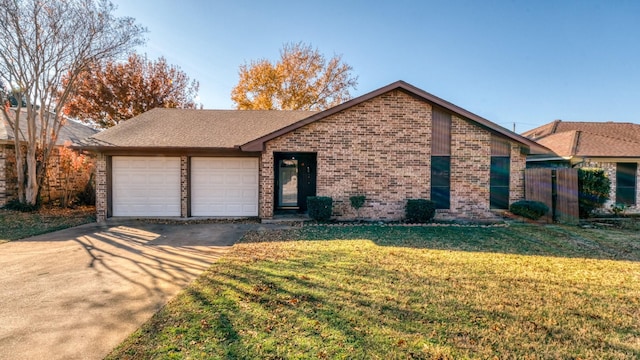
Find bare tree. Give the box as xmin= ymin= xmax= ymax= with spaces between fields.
xmin=0 ymin=0 xmax=145 ymax=206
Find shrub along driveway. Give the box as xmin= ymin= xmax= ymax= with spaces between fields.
xmin=0 ymin=220 xmax=277 ymax=360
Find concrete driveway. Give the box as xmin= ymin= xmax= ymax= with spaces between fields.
xmin=0 ymin=220 xmax=273 ymax=360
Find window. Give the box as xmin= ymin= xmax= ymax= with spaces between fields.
xmin=490 ymin=136 xmax=511 ymax=210
xmin=431 ymin=109 xmax=451 ymax=209
xmin=616 ymin=163 xmax=637 ymax=205
xmin=490 ymin=156 xmax=510 ymax=209
xmin=431 ymin=156 xmax=450 ymax=209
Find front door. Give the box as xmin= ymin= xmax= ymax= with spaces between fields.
xmin=275 ymin=153 xmax=317 ymax=211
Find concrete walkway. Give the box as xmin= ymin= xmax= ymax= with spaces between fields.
xmin=0 ymin=220 xmax=275 ymax=360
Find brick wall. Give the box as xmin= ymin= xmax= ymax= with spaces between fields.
xmin=260 ymin=89 xmax=526 ymax=220
xmin=582 ymin=160 xmax=640 ymax=212
xmin=510 ymin=143 xmax=526 ymax=204
xmin=96 ymin=153 xmax=108 ymax=222
xmin=448 ymin=115 xmax=491 ymax=218
xmin=41 ymin=147 xmax=94 ymax=205
xmin=181 ymin=156 xmax=188 ymax=217
xmin=0 ymin=144 xmax=92 ymax=207
xmin=0 ymin=145 xmax=8 ymax=206
xmin=0 ymin=144 xmax=19 ymax=206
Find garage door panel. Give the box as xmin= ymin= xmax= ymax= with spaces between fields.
xmin=191 ymin=157 xmax=258 ymax=217
xmin=242 ymin=189 xmax=258 ymax=199
xmin=112 ymin=157 xmax=181 ymax=217
xmin=242 ymin=174 xmax=258 ymax=185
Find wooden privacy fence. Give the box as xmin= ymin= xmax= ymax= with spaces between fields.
xmin=524 ymin=168 xmax=579 ymax=224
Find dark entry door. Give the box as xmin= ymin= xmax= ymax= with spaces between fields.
xmin=275 ymin=153 xmax=316 ymax=211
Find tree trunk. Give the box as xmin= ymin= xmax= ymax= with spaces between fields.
xmin=14 ymin=140 xmax=26 ymax=203
xmin=25 ymin=144 xmax=39 ymax=205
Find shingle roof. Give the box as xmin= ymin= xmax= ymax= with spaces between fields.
xmin=83 ymin=81 xmax=553 ymax=154
xmin=1 ymin=108 xmax=97 ymax=145
xmin=83 ymin=108 xmax=316 ymax=149
xmin=523 ymin=120 xmax=640 ymax=157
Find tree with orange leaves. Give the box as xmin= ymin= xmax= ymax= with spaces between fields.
xmin=64 ymin=53 xmax=200 ymax=128
xmin=231 ymin=42 xmax=358 ymax=111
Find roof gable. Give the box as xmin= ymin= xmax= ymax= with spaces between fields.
xmin=240 ymin=80 xmax=551 ymax=154
xmin=523 ymin=120 xmax=640 ymax=158
xmin=536 ymin=130 xmax=640 ymax=158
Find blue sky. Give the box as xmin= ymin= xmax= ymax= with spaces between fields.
xmin=111 ymin=0 xmax=640 ymax=133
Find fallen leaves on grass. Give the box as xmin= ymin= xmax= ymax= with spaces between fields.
xmin=107 ymin=224 xmax=640 ymax=359
xmin=0 ymin=205 xmax=95 ymax=241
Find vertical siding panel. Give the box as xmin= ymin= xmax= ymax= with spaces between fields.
xmin=432 ymin=109 xmax=451 ymax=155
xmin=491 ymin=136 xmax=511 ymax=156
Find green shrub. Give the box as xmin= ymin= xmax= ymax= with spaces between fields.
xmin=76 ymin=173 xmax=96 ymax=206
xmin=349 ymin=195 xmax=366 ymax=210
xmin=578 ymin=168 xmax=611 ymax=218
xmin=2 ymin=199 xmax=41 ymax=212
xmin=510 ymin=200 xmax=549 ymax=220
xmin=307 ymin=196 xmax=333 ymax=221
xmin=405 ymin=199 xmax=436 ymax=223
xmin=610 ymin=203 xmax=627 ymax=217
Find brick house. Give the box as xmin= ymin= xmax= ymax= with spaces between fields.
xmin=82 ymin=81 xmax=550 ymax=222
xmin=524 ymin=120 xmax=640 ymax=211
xmin=0 ymin=108 xmax=98 ymax=206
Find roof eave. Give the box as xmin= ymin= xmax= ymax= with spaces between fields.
xmin=526 ymin=155 xmax=572 ymax=162
xmin=76 ymin=145 xmax=256 ymax=153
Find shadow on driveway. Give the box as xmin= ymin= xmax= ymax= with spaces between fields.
xmin=0 ymin=220 xmax=262 ymax=360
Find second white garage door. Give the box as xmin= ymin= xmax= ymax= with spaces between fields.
xmin=191 ymin=157 xmax=259 ymax=217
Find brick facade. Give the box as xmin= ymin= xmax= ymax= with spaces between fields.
xmin=0 ymin=144 xmax=93 ymax=207
xmin=510 ymin=143 xmax=527 ymax=205
xmin=448 ymin=115 xmax=491 ymax=218
xmin=181 ymin=156 xmax=189 ymax=217
xmin=260 ymin=90 xmax=526 ymax=220
xmin=582 ymin=160 xmax=640 ymax=212
xmin=96 ymin=153 xmax=108 ymax=222
xmin=0 ymin=145 xmax=8 ymax=206
xmin=0 ymin=144 xmax=19 ymax=207
xmin=92 ymin=87 xmax=531 ymax=222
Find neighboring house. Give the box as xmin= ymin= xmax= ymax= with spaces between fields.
xmin=81 ymin=81 xmax=550 ymax=222
xmin=0 ymin=108 xmax=98 ymax=205
xmin=523 ymin=120 xmax=640 ymax=210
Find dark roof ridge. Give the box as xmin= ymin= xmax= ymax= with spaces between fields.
xmin=571 ymin=130 xmax=581 ymax=156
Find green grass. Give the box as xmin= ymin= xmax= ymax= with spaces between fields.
xmin=0 ymin=206 xmax=96 ymax=242
xmin=108 ymin=224 xmax=640 ymax=359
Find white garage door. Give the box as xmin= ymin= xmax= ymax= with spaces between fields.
xmin=191 ymin=157 xmax=259 ymax=217
xmin=112 ymin=157 xmax=181 ymax=216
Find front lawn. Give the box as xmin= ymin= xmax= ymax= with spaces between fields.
xmin=0 ymin=206 xmax=96 ymax=242
xmin=108 ymin=224 xmax=640 ymax=359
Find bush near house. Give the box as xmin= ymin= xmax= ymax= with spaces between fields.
xmin=307 ymin=196 xmax=333 ymax=221
xmin=578 ymin=168 xmax=611 ymax=218
xmin=349 ymin=195 xmax=366 ymax=219
xmin=509 ymin=200 xmax=549 ymax=220
xmin=405 ymin=199 xmax=436 ymax=223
